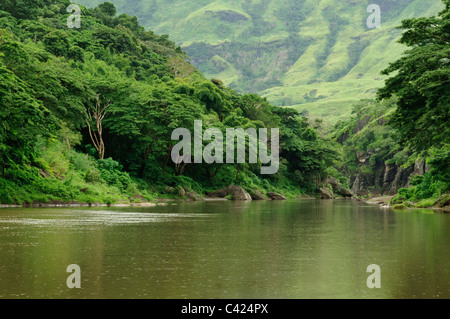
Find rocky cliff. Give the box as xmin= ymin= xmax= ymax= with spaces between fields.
xmin=350 ymin=156 xmax=429 ymax=197
xmin=333 ymin=99 xmax=430 ymax=198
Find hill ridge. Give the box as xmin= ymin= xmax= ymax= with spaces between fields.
xmin=78 ymin=0 xmax=444 ymax=121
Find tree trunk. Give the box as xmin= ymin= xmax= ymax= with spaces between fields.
xmin=86 ymin=94 xmax=110 ymax=160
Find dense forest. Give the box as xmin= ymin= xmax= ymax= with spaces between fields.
xmin=0 ymin=0 xmax=339 ymax=205
xmin=0 ymin=0 xmax=448 ymax=209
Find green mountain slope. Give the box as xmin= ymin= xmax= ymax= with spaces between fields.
xmin=78 ymin=0 xmax=443 ymax=122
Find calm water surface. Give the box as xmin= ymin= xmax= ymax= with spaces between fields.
xmin=0 ymin=200 xmax=449 ymax=299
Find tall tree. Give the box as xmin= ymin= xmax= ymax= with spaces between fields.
xmin=0 ymin=62 xmax=56 ymax=176
xmin=377 ymin=0 xmax=450 ymax=153
xmin=86 ymin=94 xmax=110 ymax=159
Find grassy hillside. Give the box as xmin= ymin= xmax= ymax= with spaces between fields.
xmin=78 ymin=0 xmax=444 ymax=122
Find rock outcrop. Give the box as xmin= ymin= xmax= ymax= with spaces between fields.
xmin=250 ymin=190 xmax=268 ymax=200
xmin=319 ymin=187 xmax=334 ymax=199
xmin=186 ymin=190 xmax=205 ymax=201
xmin=207 ymin=187 xmax=229 ymax=198
xmin=228 ymin=185 xmax=252 ymax=200
xmin=349 ymin=154 xmax=428 ymax=197
xmin=266 ymin=192 xmax=286 ymax=200
xmin=326 ymin=177 xmax=353 ymax=198
xmin=434 ymin=194 xmax=450 ymax=208
xmin=207 ymin=185 xmax=252 ymax=200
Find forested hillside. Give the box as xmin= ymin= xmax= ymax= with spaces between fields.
xmin=0 ymin=0 xmax=448 ymax=209
xmin=330 ymin=0 xmax=450 ymax=208
xmin=78 ymin=0 xmax=444 ymax=122
xmin=0 ymin=0 xmax=338 ymax=205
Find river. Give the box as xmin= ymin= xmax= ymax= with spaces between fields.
xmin=0 ymin=199 xmax=449 ymax=299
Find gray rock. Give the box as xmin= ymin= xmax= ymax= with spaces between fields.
xmin=351 ymin=174 xmax=370 ymax=197
xmin=207 ymin=187 xmax=229 ymax=198
xmin=319 ymin=187 xmax=334 ymax=199
xmin=266 ymin=192 xmax=287 ymax=200
xmin=250 ymin=189 xmax=268 ymax=200
xmin=228 ymin=185 xmax=252 ymax=200
xmin=413 ymin=158 xmax=427 ymax=176
xmin=326 ymin=177 xmax=340 ymax=187
xmin=186 ymin=190 xmax=205 ymax=201
xmin=334 ymin=185 xmax=353 ymax=198
xmin=164 ymin=186 xmax=175 ymax=194
xmin=434 ymin=194 xmax=450 ymax=208
xmin=178 ymin=186 xmax=186 ymax=197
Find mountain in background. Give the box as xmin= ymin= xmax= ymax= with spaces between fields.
xmin=78 ymin=0 xmax=443 ymax=122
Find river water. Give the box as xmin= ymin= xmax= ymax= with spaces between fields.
xmin=0 ymin=199 xmax=449 ymax=299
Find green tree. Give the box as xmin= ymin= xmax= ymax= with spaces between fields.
xmin=43 ymin=30 xmax=70 ymax=57
xmin=378 ymin=0 xmax=450 ymax=153
xmin=0 ymin=0 xmax=43 ymax=19
xmin=0 ymin=61 xmax=57 ymax=177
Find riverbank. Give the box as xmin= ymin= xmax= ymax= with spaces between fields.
xmin=0 ymin=200 xmax=171 ymax=209
xmin=1 ymin=185 xmax=448 ymax=213
xmin=362 ymin=193 xmax=450 ymax=212
xmin=0 ymin=182 xmax=319 ymax=208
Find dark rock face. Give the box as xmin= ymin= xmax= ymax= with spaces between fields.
xmin=337 ymin=129 xmax=350 ymax=145
xmin=349 ymin=156 xmax=425 ymax=197
xmin=351 ymin=173 xmax=371 ymax=197
xmin=266 ymin=192 xmax=287 ymax=200
xmin=354 ymin=115 xmax=371 ymax=134
xmin=413 ymin=158 xmax=429 ymax=176
xmin=383 ymin=164 xmax=414 ymax=195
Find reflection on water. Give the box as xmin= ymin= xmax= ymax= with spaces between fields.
xmin=0 ymin=211 xmax=214 ymax=226
xmin=0 ymin=200 xmax=449 ymax=299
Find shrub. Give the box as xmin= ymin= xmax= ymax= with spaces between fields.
xmin=0 ymin=179 xmax=16 ymax=204
xmin=414 ymin=199 xmax=435 ymax=208
xmin=84 ymin=169 xmax=102 ymax=184
xmin=97 ymin=158 xmax=133 ymax=191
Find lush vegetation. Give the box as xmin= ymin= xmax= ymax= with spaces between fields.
xmin=377 ymin=0 xmax=450 ymax=207
xmin=0 ymin=0 xmax=448 ymax=208
xmin=329 ymin=0 xmax=450 ymax=207
xmin=0 ymin=0 xmax=338 ymax=205
xmin=331 ymin=98 xmax=449 ymax=207
xmin=78 ymin=0 xmax=444 ymax=122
